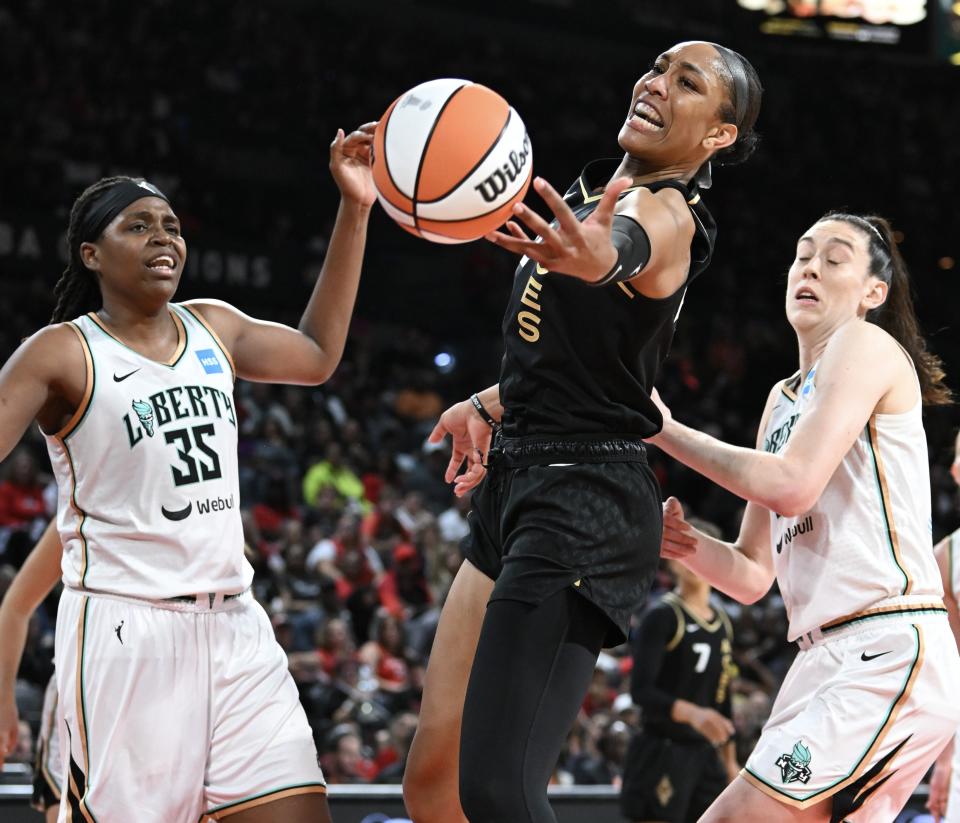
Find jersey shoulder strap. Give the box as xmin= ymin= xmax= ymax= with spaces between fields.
xmin=660 ymin=592 xmax=686 ymax=651
xmin=716 ymin=604 xmax=734 ymax=641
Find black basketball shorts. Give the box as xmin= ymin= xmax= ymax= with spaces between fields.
xmin=461 ymin=433 xmax=661 ymax=647
xmin=620 ymin=733 xmax=728 ymax=823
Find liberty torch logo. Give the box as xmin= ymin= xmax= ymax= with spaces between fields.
xmin=132 ymin=399 xmax=155 ymax=436
xmin=776 ymin=740 xmax=813 ymax=785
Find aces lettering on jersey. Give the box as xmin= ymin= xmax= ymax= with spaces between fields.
xmin=515 ymin=266 xmax=687 ymax=345
xmin=516 ymin=272 xmax=544 ymax=343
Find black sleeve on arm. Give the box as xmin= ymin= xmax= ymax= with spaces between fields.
xmin=589 ymin=215 xmax=652 ymax=287
xmin=630 ymin=602 xmax=680 ymax=720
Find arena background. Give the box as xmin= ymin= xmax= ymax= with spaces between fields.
xmin=1 ymin=1 xmax=958 ymax=820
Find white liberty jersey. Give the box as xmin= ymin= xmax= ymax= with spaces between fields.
xmin=763 ymin=361 xmax=943 ymax=642
xmin=44 ymin=304 xmax=252 ymax=599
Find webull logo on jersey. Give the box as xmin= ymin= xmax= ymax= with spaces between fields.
xmin=775 ymin=515 xmax=814 ymax=554
xmin=123 ymin=385 xmax=236 ymax=448
xmin=161 ymin=494 xmax=234 ymax=522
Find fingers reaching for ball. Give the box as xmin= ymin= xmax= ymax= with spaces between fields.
xmin=333 ymin=123 xmax=376 ymax=161
xmin=485 ymin=175 xmax=626 ymax=282
xmin=329 ymin=123 xmax=378 ymax=208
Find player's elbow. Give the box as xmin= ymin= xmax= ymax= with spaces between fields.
xmin=763 ymin=463 xmax=820 ymax=519
xmin=730 ymin=575 xmax=773 ymax=606
xmin=738 ymin=583 xmax=769 ymax=606
xmin=768 ymin=498 xmax=806 ymax=519
xmin=767 ymin=486 xmax=818 ymax=519
xmin=296 ymin=351 xmax=338 ymax=386
xmin=727 ymin=548 xmax=775 ymax=605
xmin=305 ymin=364 xmax=336 ymax=386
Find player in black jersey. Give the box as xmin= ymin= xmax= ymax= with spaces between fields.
xmin=621 ymin=519 xmax=738 ymax=823
xmin=402 ymin=41 xmax=763 ymax=823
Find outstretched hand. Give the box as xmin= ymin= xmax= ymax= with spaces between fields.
xmin=428 ymin=399 xmax=494 ymax=497
xmin=330 ymin=122 xmax=377 ymax=208
xmin=485 ymin=176 xmax=632 ymax=281
xmin=661 ymin=496 xmax=697 ymax=560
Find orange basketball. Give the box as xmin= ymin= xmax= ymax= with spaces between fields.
xmin=372 ymin=79 xmax=533 ymax=244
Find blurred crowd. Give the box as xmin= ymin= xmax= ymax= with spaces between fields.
xmin=1 ymin=0 xmax=958 ymax=791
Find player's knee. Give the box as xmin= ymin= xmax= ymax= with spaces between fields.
xmin=402 ymin=786 xmax=461 ymax=823
xmin=401 ymin=770 xmax=427 ymax=819
xmin=402 ymin=755 xmax=457 ymax=822
xmin=459 ymin=766 xmax=528 ymax=823
xmin=401 ymin=765 xmax=428 ymax=817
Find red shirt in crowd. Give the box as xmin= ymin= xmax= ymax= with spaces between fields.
xmin=0 ymin=481 xmax=46 ymax=527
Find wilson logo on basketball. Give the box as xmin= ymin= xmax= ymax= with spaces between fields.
xmin=474 ymin=132 xmax=532 ymax=203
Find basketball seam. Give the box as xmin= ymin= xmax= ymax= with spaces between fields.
xmin=411 ymin=82 xmax=469 ymax=231
xmin=417 ymin=107 xmax=514 ymax=205
xmin=380 ymin=99 xmax=411 ymax=209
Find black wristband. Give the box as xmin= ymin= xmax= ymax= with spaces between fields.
xmin=470 ymin=393 xmax=498 ymax=429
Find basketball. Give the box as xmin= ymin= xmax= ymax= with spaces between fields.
xmin=372 ymin=78 xmax=533 ymax=244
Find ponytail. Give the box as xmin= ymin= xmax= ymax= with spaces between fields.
xmin=821 ymin=212 xmax=951 ymax=406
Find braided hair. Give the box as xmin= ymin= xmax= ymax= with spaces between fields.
xmin=49 ymin=176 xmax=139 ymax=324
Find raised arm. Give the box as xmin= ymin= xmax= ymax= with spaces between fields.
xmin=659 ymin=384 xmax=779 ymax=605
xmin=0 ymin=520 xmax=63 ymax=760
xmin=652 ymin=321 xmax=913 ymax=517
xmin=186 ymin=123 xmax=377 ymax=386
xmin=485 ymin=176 xmax=694 ymax=295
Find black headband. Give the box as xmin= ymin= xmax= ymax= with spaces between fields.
xmin=710 ymin=44 xmax=750 ymax=130
xmin=80 ymin=180 xmax=170 ymax=243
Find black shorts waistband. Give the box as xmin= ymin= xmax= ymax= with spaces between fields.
xmin=489 ymin=433 xmax=647 ymax=467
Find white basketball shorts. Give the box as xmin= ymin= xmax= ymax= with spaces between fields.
xmin=55 ymin=586 xmax=325 ymax=823
xmin=742 ymin=615 xmax=960 ymax=821
xmin=32 ymin=673 xmax=63 ymax=812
